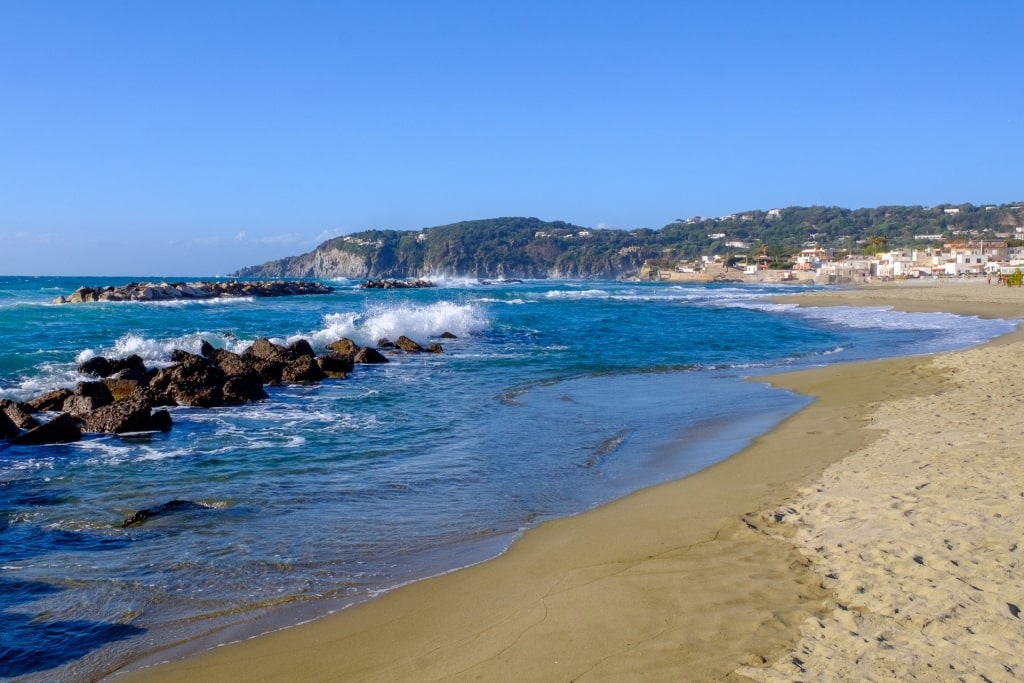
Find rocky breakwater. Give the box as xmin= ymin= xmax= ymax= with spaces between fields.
xmin=359 ymin=279 xmax=435 ymax=289
xmin=0 ymin=333 xmax=451 ymax=447
xmin=51 ymin=280 xmax=334 ymax=304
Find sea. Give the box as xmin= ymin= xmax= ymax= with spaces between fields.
xmin=0 ymin=275 xmax=1016 ymax=682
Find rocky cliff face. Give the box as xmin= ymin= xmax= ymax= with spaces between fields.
xmin=236 ymin=247 xmax=373 ymax=279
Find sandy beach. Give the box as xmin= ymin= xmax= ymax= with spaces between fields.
xmin=117 ymin=280 xmax=1024 ymax=683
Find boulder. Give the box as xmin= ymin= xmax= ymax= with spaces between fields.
xmin=149 ymin=409 xmax=173 ymax=432
xmin=78 ymin=356 xmax=113 ymax=378
xmin=285 ymin=339 xmax=316 ymax=359
xmin=353 ymin=347 xmax=389 ymax=364
xmin=79 ymin=396 xmax=171 ymax=434
xmin=440 ymin=331 xmax=458 ymax=339
xmin=377 ymin=338 xmax=396 ymax=349
xmin=149 ymin=353 xmax=226 ymax=407
xmin=244 ymin=338 xmax=288 ymax=362
xmin=101 ymin=378 xmax=143 ymax=402
xmin=0 ymin=411 xmax=19 ymax=440
xmin=316 ymin=353 xmax=354 ymax=378
xmin=426 ymin=343 xmax=444 ymax=354
xmin=27 ymin=388 xmax=73 ymax=413
xmin=247 ymin=357 xmax=288 ymax=385
xmin=63 ymin=382 xmax=115 ymax=416
xmin=280 ymin=357 xmax=327 ymax=383
xmin=328 ymin=338 xmax=360 ymax=355
xmin=1 ymin=400 xmax=39 ymax=430
xmin=13 ymin=413 xmax=82 ymax=445
xmin=205 ymin=348 xmax=249 ymax=376
xmin=111 ymin=355 xmax=148 ymax=377
xmin=395 ymin=336 xmax=424 ymax=353
xmin=222 ymin=373 xmax=268 ymax=404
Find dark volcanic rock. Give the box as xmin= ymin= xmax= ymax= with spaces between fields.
xmin=121 ymin=499 xmax=212 ymax=527
xmin=280 ymin=357 xmax=327 ymax=383
xmin=328 ymin=338 xmax=359 ymax=355
xmin=394 ymin=336 xmax=424 ymax=353
xmin=0 ymin=411 xmax=19 ymax=440
xmin=13 ymin=413 xmax=82 ymax=445
xmin=440 ymin=331 xmax=458 ymax=339
xmin=1 ymin=400 xmax=39 ymax=430
xmin=222 ymin=373 xmax=268 ymax=404
xmin=150 ymin=353 xmax=226 ymax=407
xmin=27 ymin=388 xmax=73 ymax=413
xmin=111 ymin=355 xmax=147 ymax=377
xmin=207 ymin=348 xmax=250 ymax=377
xmin=78 ymin=356 xmax=113 ymax=378
xmin=353 ymin=347 xmax=389 ymax=364
xmin=316 ymin=352 xmax=354 ymax=378
xmin=376 ymin=338 xmax=396 ymax=349
xmin=63 ymin=382 xmax=115 ymax=416
xmin=286 ymin=339 xmax=316 ymax=359
xmin=244 ymin=338 xmax=288 ymax=362
xmin=149 ymin=409 xmax=173 ymax=432
xmin=79 ymin=396 xmax=171 ymax=434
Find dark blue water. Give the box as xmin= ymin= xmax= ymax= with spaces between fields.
xmin=0 ymin=276 xmax=1015 ymax=681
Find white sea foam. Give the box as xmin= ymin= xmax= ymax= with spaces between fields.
xmin=544 ymin=289 xmax=611 ymax=300
xmin=306 ymin=301 xmax=490 ymax=348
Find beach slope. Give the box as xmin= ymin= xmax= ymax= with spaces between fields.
xmin=119 ymin=281 xmax=1024 ymax=682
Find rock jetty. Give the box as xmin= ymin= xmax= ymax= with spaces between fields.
xmin=52 ymin=280 xmax=333 ymax=304
xmin=1 ymin=333 xmax=455 ymax=447
xmin=359 ymin=279 xmax=435 ymax=289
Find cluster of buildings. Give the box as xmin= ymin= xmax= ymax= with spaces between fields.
xmin=788 ymin=241 xmax=1024 ymax=283
xmin=662 ymin=240 xmax=1024 ymax=284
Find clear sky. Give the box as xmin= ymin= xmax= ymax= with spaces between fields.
xmin=1 ymin=1 xmax=1022 ymax=276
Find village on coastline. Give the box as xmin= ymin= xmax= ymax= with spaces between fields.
xmin=642 ymin=231 xmax=1024 ymax=285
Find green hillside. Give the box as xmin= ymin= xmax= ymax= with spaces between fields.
xmin=233 ymin=203 xmax=1024 ymax=280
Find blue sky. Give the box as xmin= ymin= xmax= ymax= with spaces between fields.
xmin=1 ymin=1 xmax=1021 ymax=276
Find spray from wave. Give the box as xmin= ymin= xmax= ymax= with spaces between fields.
xmin=306 ymin=301 xmax=490 ymax=348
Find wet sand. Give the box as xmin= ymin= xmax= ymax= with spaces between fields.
xmin=117 ymin=280 xmax=1024 ymax=682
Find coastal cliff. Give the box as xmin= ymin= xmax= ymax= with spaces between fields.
xmin=233 ymin=217 xmax=649 ymax=280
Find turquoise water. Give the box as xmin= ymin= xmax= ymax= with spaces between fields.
xmin=0 ymin=276 xmax=1015 ymax=681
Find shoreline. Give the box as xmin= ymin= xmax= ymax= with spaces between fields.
xmin=115 ymin=281 xmax=1024 ymax=682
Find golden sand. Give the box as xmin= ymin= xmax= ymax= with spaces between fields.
xmin=116 ymin=280 xmax=1024 ymax=682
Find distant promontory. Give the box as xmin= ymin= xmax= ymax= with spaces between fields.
xmin=231 ymin=206 xmax=1024 ymax=281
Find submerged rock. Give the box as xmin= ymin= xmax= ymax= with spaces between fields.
xmin=121 ymin=500 xmax=213 ymax=527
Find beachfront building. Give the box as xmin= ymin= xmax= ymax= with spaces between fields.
xmin=793 ymin=248 xmax=830 ymax=272
xmin=942 ymin=252 xmax=989 ymax=277
xmin=818 ymin=256 xmax=872 ymax=283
